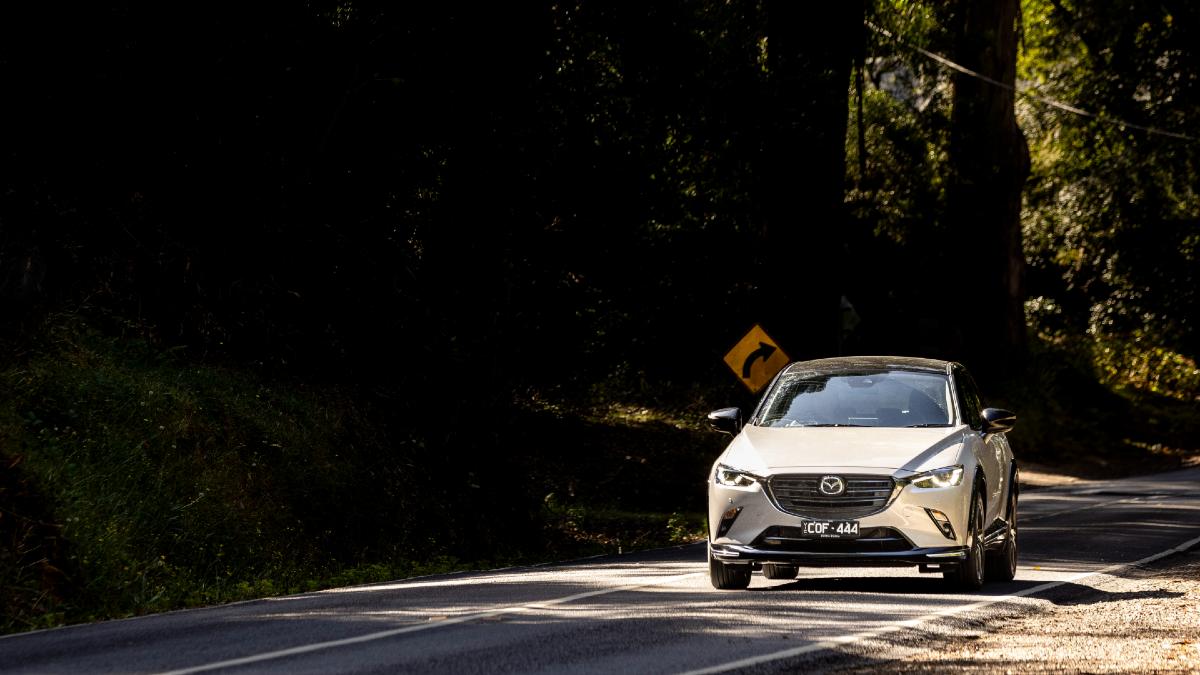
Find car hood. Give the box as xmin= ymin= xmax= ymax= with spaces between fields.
xmin=720 ymin=425 xmax=968 ymax=475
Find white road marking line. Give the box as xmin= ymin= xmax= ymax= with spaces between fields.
xmin=677 ymin=532 xmax=1200 ymax=675
xmin=156 ymin=571 xmax=702 ymax=675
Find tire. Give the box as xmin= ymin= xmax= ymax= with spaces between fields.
xmin=762 ymin=564 xmax=798 ymax=580
xmin=709 ymin=547 xmax=752 ymax=590
xmin=944 ymin=490 xmax=986 ymax=591
xmin=985 ymin=487 xmax=1018 ymax=582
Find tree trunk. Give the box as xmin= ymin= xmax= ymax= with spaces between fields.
xmin=948 ymin=0 xmax=1030 ymax=372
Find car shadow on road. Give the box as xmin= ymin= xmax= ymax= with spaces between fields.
xmin=751 ymin=574 xmax=1186 ymax=608
xmin=1052 ymin=587 xmax=1186 ymax=604
xmin=753 ymin=575 xmax=1044 ymax=596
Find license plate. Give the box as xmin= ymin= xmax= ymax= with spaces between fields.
xmin=799 ymin=520 xmax=859 ymax=539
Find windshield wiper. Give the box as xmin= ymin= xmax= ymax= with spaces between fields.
xmin=802 ymin=423 xmax=866 ymax=427
xmin=905 ymin=423 xmax=952 ymax=428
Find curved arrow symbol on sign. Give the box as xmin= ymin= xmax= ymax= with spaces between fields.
xmin=741 ymin=342 xmax=777 ymax=378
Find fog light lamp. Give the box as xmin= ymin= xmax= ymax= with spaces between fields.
xmin=925 ymin=508 xmax=956 ymax=540
xmin=716 ymin=506 xmax=743 ymax=537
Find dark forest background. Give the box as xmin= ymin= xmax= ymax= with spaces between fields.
xmin=2 ymin=0 xmax=1198 ymax=632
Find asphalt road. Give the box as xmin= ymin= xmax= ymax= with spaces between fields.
xmin=3 ymin=468 xmax=1198 ymax=674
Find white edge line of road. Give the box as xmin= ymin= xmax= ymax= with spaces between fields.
xmin=154 ymin=571 xmax=703 ymax=675
xmin=676 ymin=532 xmax=1200 ymax=675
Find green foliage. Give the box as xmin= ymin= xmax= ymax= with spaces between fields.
xmin=541 ymin=496 xmax=705 ymax=554
xmin=0 ymin=314 xmax=720 ymax=634
xmin=0 ymin=314 xmax=421 ymax=631
xmin=1030 ymin=297 xmax=1200 ymax=402
xmin=1092 ymin=336 xmax=1200 ymax=402
xmin=990 ymin=330 xmax=1198 ymax=477
xmin=1019 ymin=0 xmax=1200 ymax=370
xmin=846 ymin=84 xmax=951 ymax=245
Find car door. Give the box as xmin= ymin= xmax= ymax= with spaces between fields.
xmin=954 ymin=367 xmax=1004 ymax=523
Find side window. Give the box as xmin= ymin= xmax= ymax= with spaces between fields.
xmin=953 ymin=368 xmax=984 ymax=429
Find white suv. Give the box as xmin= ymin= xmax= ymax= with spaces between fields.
xmin=706 ymin=356 xmax=1017 ymax=591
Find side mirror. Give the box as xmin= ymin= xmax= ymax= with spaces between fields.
xmin=707 ymin=407 xmax=743 ymax=435
xmin=981 ymin=408 xmax=1016 ymax=434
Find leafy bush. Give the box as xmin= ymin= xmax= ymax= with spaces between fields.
xmin=0 ymin=315 xmax=717 ymax=634
xmin=991 ymin=305 xmax=1200 ymax=476
xmin=0 ymin=315 xmax=420 ymax=631
xmin=1092 ymin=332 xmax=1200 ymax=402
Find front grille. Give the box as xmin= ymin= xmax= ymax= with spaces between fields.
xmin=767 ymin=474 xmax=896 ymax=519
xmin=753 ymin=526 xmax=913 ymax=553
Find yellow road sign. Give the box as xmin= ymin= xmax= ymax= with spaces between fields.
xmin=723 ymin=325 xmax=789 ymax=393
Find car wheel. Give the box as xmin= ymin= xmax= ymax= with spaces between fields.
xmin=985 ymin=487 xmax=1018 ymax=582
xmin=709 ymin=547 xmax=751 ymax=590
xmin=762 ymin=564 xmax=798 ymax=580
xmin=944 ymin=490 xmax=986 ymax=591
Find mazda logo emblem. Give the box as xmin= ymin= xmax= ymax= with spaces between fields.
xmin=819 ymin=476 xmax=845 ymax=496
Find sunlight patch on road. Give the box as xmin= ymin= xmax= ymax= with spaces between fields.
xmin=156 ymin=571 xmax=704 ymax=675
xmin=677 ymin=533 xmax=1200 ymax=675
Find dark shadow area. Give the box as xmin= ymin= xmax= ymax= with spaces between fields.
xmin=2 ymin=0 xmax=1199 ymax=640
xmin=762 ymin=575 xmax=1043 ymax=596
xmin=1054 ymin=588 xmax=1185 ymax=605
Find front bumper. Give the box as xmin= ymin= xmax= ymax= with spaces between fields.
xmin=708 ymin=467 xmax=975 ymax=554
xmin=709 ymin=542 xmax=969 ymax=567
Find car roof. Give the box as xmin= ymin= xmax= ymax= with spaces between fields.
xmin=779 ymin=356 xmax=953 ymax=376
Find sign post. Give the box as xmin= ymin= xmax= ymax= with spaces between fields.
xmin=722 ymin=324 xmax=789 ymax=393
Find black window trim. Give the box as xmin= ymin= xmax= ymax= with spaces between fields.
xmin=950 ymin=363 xmax=984 ymax=431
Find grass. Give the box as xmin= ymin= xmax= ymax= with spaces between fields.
xmin=0 ymin=315 xmax=713 ymax=634
xmin=0 ymin=315 xmax=426 ymax=632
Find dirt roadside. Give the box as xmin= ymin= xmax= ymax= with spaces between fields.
xmin=1018 ymin=463 xmax=1093 ymax=489
xmin=829 ymin=548 xmax=1200 ymax=673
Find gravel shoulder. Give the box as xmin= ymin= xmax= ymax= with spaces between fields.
xmin=830 ymin=547 xmax=1200 ymax=673
xmin=1018 ymin=463 xmax=1093 ymax=489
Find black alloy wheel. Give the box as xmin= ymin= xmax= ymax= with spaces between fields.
xmin=944 ymin=490 xmax=986 ymax=591
xmin=985 ymin=487 xmax=1019 ymax=581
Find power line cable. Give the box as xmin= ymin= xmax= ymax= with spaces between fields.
xmin=865 ymin=19 xmax=1197 ymax=143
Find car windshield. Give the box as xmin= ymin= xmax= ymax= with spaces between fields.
xmin=755 ymin=369 xmax=953 ymax=428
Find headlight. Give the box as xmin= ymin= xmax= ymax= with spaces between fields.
xmin=907 ymin=465 xmax=964 ymax=489
xmin=714 ymin=465 xmax=758 ymax=488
